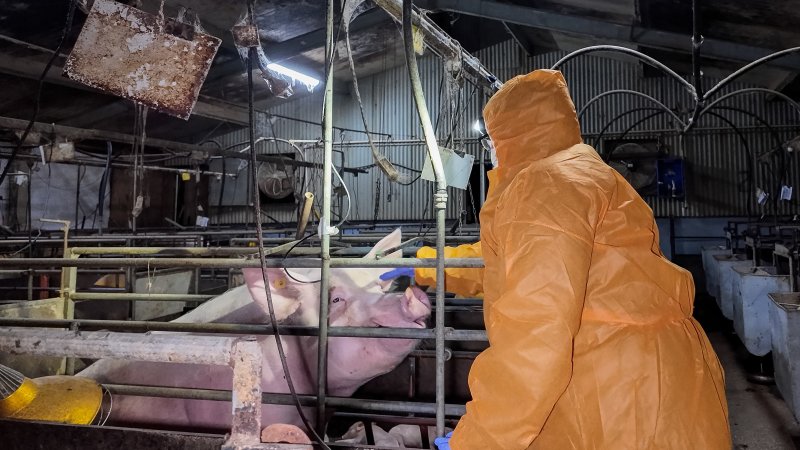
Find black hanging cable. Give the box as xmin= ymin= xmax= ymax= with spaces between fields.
xmin=705 ymin=111 xmax=755 ymax=218
xmin=0 ymin=0 xmax=77 ymax=188
xmin=95 ymin=141 xmax=112 ymax=233
xmin=282 ymin=233 xmax=321 ymax=284
xmin=199 ymin=139 xmax=225 ymax=227
xmin=593 ymin=107 xmax=663 ymax=151
xmin=244 ymin=2 xmax=330 ymax=447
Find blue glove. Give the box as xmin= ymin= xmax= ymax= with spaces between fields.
xmin=434 ymin=432 xmax=453 ymax=450
xmin=379 ymin=267 xmax=414 ymax=281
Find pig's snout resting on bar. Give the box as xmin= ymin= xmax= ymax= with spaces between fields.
xmin=77 ymin=229 xmax=432 ymax=432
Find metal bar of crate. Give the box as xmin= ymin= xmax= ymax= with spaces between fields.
xmin=70 ymin=292 xmax=214 ymax=302
xmin=102 ymin=383 xmax=467 ymax=416
xmin=0 ymin=257 xmax=483 ymax=269
xmin=0 ymin=318 xmax=488 ymax=341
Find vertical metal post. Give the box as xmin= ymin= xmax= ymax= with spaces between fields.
xmin=224 ymin=336 xmax=263 ymax=448
xmin=27 ymin=269 xmax=33 ymax=301
xmin=669 ymin=216 xmax=676 ymax=260
xmin=62 ymin=248 xmax=78 ymax=375
xmin=194 ymin=267 xmax=201 ymax=295
xmin=26 ymin=169 xmax=32 ymax=255
xmin=434 ymin=192 xmax=447 ymax=436
xmin=125 ymin=239 xmax=135 ymax=320
xmin=173 ymin=173 xmax=180 ymax=223
xmin=402 ymin=0 xmax=449 ymax=436
xmin=316 ymin=0 xmax=335 ymax=434
xmin=74 ymin=167 xmax=81 ymax=227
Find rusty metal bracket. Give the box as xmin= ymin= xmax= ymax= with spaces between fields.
xmin=225 ymin=337 xmax=264 ymax=448
xmin=232 ymin=25 xmax=261 ymax=48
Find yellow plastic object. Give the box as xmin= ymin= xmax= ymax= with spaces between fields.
xmin=415 ymin=243 xmax=483 ymax=297
xmin=425 ymin=70 xmax=731 ymax=449
xmin=0 ymin=376 xmax=102 ymax=425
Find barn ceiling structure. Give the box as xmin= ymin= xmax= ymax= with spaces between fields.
xmin=3 ymin=1 xmax=800 ymax=449
xmin=0 ymin=0 xmax=798 ymax=144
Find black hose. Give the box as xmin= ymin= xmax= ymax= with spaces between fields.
xmin=198 ymin=140 xmax=225 ymax=226
xmin=96 ymin=141 xmax=112 ymax=234
xmin=245 ymin=2 xmax=330 ymax=447
xmin=614 ymin=111 xmax=666 ymax=143
xmin=707 ymin=106 xmax=783 ymax=149
xmin=592 ymin=107 xmax=662 ymax=150
xmin=704 ymin=111 xmax=755 ymax=218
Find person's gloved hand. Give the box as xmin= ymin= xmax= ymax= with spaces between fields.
xmin=434 ymin=432 xmax=453 ymax=450
xmin=379 ymin=267 xmax=415 ymax=292
xmin=379 ymin=267 xmax=414 ymax=281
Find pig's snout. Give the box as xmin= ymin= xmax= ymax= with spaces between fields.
xmin=403 ymin=287 xmax=431 ymax=326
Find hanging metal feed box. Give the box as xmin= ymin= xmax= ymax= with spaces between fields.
xmin=63 ymin=0 xmax=221 ymax=120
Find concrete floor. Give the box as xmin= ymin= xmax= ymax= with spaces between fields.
xmin=711 ymin=331 xmax=800 ymax=449
xmin=698 ymin=295 xmax=800 ymax=449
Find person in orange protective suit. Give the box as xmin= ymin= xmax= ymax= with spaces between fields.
xmin=415 ymin=70 xmax=731 ymax=449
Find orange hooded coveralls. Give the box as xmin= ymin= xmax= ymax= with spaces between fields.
xmin=416 ymin=70 xmax=730 ymax=449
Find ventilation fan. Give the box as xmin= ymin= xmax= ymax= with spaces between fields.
xmin=256 ymin=161 xmax=295 ymax=200
xmin=608 ymin=142 xmax=658 ymax=195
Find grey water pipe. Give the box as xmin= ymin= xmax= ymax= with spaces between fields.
xmin=317 ymin=0 xmax=335 ymax=433
xmin=402 ymin=0 xmax=449 ymax=437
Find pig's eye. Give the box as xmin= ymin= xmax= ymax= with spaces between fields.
xmin=332 ymin=297 xmax=344 ymax=304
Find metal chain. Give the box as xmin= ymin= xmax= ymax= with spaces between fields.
xmin=373 ymin=177 xmax=381 ymax=225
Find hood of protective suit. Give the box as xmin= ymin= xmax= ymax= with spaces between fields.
xmin=483 ymin=70 xmax=582 ymax=183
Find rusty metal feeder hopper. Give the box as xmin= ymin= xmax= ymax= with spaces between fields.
xmin=64 ymin=0 xmax=221 ymax=120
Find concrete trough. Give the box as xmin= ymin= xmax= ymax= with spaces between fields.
xmin=768 ymin=293 xmax=800 ymax=421
xmin=713 ymin=253 xmax=750 ymax=319
xmin=702 ymin=246 xmax=729 ymax=298
xmin=731 ymin=266 xmax=790 ymax=356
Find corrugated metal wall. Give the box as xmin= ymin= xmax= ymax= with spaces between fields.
xmin=209 ymin=39 xmax=800 ymax=223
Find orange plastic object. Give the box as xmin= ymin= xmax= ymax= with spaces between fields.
xmin=424 ymin=70 xmax=731 ymax=449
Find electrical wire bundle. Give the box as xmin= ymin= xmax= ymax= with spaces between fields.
xmin=0 ymin=0 xmax=77 ymax=188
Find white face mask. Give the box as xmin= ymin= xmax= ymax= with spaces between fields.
xmin=481 ymin=137 xmax=498 ymax=168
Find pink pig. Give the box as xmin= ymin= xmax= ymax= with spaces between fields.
xmin=78 ymin=229 xmax=431 ymax=432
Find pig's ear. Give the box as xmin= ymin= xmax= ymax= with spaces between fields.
xmin=242 ymin=268 xmax=316 ymax=321
xmin=364 ymin=228 xmax=402 ymax=259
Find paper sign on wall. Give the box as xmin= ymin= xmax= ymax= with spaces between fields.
xmin=421 ymin=147 xmax=475 ymax=190
xmin=781 ymin=185 xmax=793 ymax=201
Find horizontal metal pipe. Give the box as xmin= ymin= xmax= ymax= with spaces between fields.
xmin=72 ymin=247 xmax=261 ymax=256
xmin=0 ymin=269 xmax=125 ymax=274
xmin=230 ymin=236 xmax=479 ymax=245
xmin=103 ymin=384 xmax=466 ymax=416
xmin=71 ymin=292 xmax=214 ymax=302
xmin=2 ymin=151 xmax=237 ymax=178
xmin=0 ymin=257 xmax=484 ymax=269
xmin=2 ymin=287 xmax=128 ymax=293
xmin=0 ymin=318 xmax=488 ymax=341
xmin=71 ymin=246 xmax=323 ymax=257
xmin=410 ymin=349 xmax=481 ymax=360
xmin=0 ymin=223 xmax=469 ymax=240
xmin=0 ymin=328 xmax=238 ymax=365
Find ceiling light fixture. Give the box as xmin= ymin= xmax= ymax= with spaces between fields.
xmin=267 ymin=63 xmax=320 ymax=90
